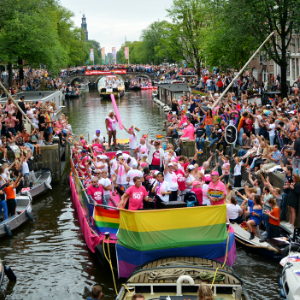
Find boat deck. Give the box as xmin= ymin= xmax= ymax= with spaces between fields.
xmin=128 ymin=257 xmax=237 ymax=285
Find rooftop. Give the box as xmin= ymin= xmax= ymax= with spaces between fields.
xmin=158 ymin=83 xmax=190 ymax=92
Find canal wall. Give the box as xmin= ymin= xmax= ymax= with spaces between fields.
xmin=0 ymin=141 xmax=70 ymax=183
xmin=171 ymin=138 xmax=299 ymax=227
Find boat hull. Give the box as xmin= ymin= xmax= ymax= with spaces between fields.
xmin=27 ymin=170 xmax=52 ymax=198
xmin=100 ymin=91 xmax=124 ymax=99
xmin=129 ymin=86 xmax=141 ymax=91
xmin=65 ymin=93 xmax=81 ymax=98
xmin=0 ymin=196 xmax=32 ymax=238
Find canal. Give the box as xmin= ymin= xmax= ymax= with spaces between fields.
xmin=0 ymin=90 xmax=281 ymax=299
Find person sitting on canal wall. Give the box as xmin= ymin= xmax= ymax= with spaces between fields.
xmin=87 ymin=284 xmax=102 ymax=300
xmin=175 ymin=118 xmax=195 ymax=152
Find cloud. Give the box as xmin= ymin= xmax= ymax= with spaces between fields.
xmin=59 ymin=0 xmax=173 ymax=51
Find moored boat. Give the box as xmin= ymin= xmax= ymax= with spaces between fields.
xmin=0 ymin=195 xmax=33 ymax=238
xmin=65 ymin=92 xmax=81 ymax=98
xmin=116 ymin=257 xmax=251 ymax=299
xmin=21 ymin=169 xmax=52 ymax=199
xmin=129 ymin=84 xmax=142 ymax=91
xmin=98 ymin=75 xmax=125 ymax=99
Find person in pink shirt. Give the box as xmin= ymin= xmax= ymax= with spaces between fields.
xmin=178 ymin=112 xmax=187 ymax=128
xmin=207 ymin=171 xmax=227 ymax=205
xmin=92 ymin=138 xmax=104 ymax=153
xmin=87 ymin=177 xmax=104 ymax=205
xmin=118 ymin=177 xmax=152 ymax=210
xmin=5 ymin=112 xmax=19 ymax=136
xmin=172 ymin=161 xmax=187 ymax=200
xmin=175 ymin=118 xmax=195 ymax=152
xmin=191 ymin=181 xmax=203 ymax=205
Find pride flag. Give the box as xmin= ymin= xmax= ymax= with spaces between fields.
xmin=269 ymin=97 xmax=276 ymax=103
xmin=237 ymin=116 xmax=245 ymax=132
xmin=116 ymin=205 xmax=236 ymax=277
xmin=93 ymin=206 xmax=120 ymax=239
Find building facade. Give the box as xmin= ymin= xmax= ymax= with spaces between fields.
xmin=81 ymin=14 xmax=88 ymax=41
xmin=249 ymin=36 xmax=300 ymax=86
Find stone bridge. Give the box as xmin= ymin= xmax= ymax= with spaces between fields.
xmin=61 ymin=72 xmax=157 ymax=88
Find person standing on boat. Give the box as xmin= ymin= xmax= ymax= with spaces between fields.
xmin=145 ymin=138 xmax=164 ymax=172
xmin=105 ymin=110 xmax=118 ymax=150
xmin=237 ymin=192 xmax=263 ymax=240
xmin=118 ymin=177 xmax=152 ymax=210
xmin=151 ymin=172 xmax=171 ymax=208
xmin=164 ymin=155 xmax=179 ymax=201
xmin=264 ymin=198 xmax=280 ymax=238
xmin=207 ymin=171 xmax=226 ymax=205
xmin=87 ymin=177 xmax=105 ymax=205
xmin=123 ymin=125 xmax=138 ymax=154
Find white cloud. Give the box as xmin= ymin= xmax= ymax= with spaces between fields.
xmin=59 ymin=0 xmax=173 ymax=51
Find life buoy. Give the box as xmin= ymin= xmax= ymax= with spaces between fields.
xmin=26 ymin=210 xmax=34 ymax=222
xmin=4 ymin=265 xmax=16 ymax=281
xmin=282 ymin=244 xmax=300 ymax=258
xmin=4 ymin=224 xmax=12 ymax=237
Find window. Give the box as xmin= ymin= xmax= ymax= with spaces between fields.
xmin=269 ymin=59 xmax=274 ymax=66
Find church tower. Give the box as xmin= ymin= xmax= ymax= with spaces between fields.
xmin=81 ymin=14 xmax=88 ymax=41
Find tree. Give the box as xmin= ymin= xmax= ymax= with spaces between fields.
xmin=219 ymin=0 xmax=300 ymax=96
xmin=167 ymin=0 xmax=211 ymax=77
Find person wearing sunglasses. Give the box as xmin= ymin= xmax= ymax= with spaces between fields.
xmin=87 ymin=176 xmax=104 ymax=205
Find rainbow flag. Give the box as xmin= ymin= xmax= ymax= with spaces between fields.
xmin=269 ymin=97 xmax=276 ymax=103
xmin=116 ymin=205 xmax=236 ymax=277
xmin=237 ymin=116 xmax=245 ymax=132
xmin=93 ymin=206 xmax=120 ymax=239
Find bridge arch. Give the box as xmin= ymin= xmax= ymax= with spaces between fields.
xmin=70 ymin=77 xmax=90 ymax=86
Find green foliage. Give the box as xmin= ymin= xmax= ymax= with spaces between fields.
xmin=0 ymin=0 xmax=87 ymax=81
xmin=116 ymin=41 xmax=145 ymax=64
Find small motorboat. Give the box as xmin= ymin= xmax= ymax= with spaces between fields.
xmin=21 ymin=170 xmax=52 ymax=199
xmin=231 ymin=222 xmax=291 ymax=260
xmin=64 ymin=92 xmax=81 ymax=98
xmin=116 ymin=257 xmax=251 ymax=300
xmin=0 ymin=195 xmax=33 ymax=238
xmin=278 ymin=228 xmax=300 ymax=299
xmin=129 ymin=84 xmax=141 ymax=91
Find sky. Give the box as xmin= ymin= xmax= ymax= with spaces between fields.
xmin=59 ymin=0 xmax=174 ymax=52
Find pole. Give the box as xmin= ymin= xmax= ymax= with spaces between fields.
xmin=211 ymin=31 xmax=275 ymax=110
xmin=0 ymin=81 xmax=34 ymax=127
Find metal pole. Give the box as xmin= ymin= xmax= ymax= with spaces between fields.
xmin=211 ymin=31 xmax=275 ymax=110
xmin=0 ymin=81 xmax=34 ymax=127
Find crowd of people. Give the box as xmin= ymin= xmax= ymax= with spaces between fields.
xmin=71 ymin=66 xmax=300 ymax=243
xmin=0 ymin=93 xmax=73 ymax=220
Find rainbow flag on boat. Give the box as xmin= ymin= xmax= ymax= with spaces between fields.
xmin=116 ymin=205 xmax=236 ymax=277
xmin=93 ymin=206 xmax=120 ymax=239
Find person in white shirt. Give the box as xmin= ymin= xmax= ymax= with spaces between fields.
xmin=92 ymin=130 xmax=104 ymax=144
xmin=98 ymin=170 xmax=112 ymax=206
xmin=123 ymin=125 xmax=138 ymax=150
xmin=164 ymin=155 xmax=179 ymax=201
xmin=226 ymin=196 xmax=243 ymax=223
xmin=267 ymin=117 xmax=276 ymax=145
xmin=126 ymin=163 xmax=144 ymax=186
xmin=232 ymin=155 xmax=243 ymax=187
xmin=151 ymin=172 xmax=171 ymax=208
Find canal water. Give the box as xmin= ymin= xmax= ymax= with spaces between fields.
xmin=0 ymin=90 xmax=281 ymax=299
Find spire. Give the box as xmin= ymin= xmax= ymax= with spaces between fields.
xmin=81 ymin=13 xmax=88 ymax=40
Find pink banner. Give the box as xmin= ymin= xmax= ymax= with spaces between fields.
xmin=70 ymin=174 xmax=102 ymax=252
xmin=85 ymin=70 xmax=127 ymax=75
